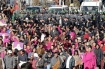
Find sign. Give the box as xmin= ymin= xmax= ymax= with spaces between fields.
xmin=0 ymin=20 xmax=7 ymax=26
xmin=12 ymin=42 xmax=23 ymax=50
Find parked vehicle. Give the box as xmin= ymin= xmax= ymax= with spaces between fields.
xmin=48 ymin=5 xmax=69 ymax=14
xmin=26 ymin=6 xmax=43 ymax=13
xmin=80 ymin=0 xmax=103 ymax=13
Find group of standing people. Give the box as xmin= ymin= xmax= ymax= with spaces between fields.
xmin=0 ymin=3 xmax=105 ymax=69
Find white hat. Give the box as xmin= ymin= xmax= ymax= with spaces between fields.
xmin=8 ymin=50 xmax=12 ymax=53
xmin=86 ymin=42 xmax=90 ymax=46
xmin=77 ymin=37 xmax=81 ymax=42
xmin=34 ymin=53 xmax=39 ymax=57
xmin=19 ymin=61 xmax=26 ymax=68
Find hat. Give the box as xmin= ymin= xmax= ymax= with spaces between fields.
xmin=8 ymin=50 xmax=12 ymax=53
xmin=19 ymin=61 xmax=26 ymax=68
xmin=86 ymin=42 xmax=90 ymax=46
xmin=34 ymin=53 xmax=39 ymax=57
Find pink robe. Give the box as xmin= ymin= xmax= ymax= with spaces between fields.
xmin=3 ymin=38 xmax=10 ymax=47
xmin=71 ymin=48 xmax=76 ymax=55
xmin=26 ymin=49 xmax=32 ymax=54
xmin=34 ymin=40 xmax=38 ymax=46
xmin=75 ymin=42 xmax=78 ymax=49
xmin=46 ymin=41 xmax=52 ymax=50
xmin=83 ymin=51 xmax=96 ymax=69
xmin=1 ymin=30 xmax=6 ymax=33
xmin=70 ymin=32 xmax=76 ymax=41
xmin=97 ymin=40 xmax=103 ymax=46
xmin=0 ymin=51 xmax=6 ymax=58
xmin=57 ymin=26 xmax=62 ymax=37
xmin=79 ymin=53 xmax=84 ymax=61
xmin=11 ymin=36 xmax=19 ymax=42
xmin=10 ymin=34 xmax=19 ymax=42
xmin=3 ymin=38 xmax=10 ymax=43
xmin=31 ymin=60 xmax=37 ymax=69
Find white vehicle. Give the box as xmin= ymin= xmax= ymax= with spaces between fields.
xmin=48 ymin=5 xmax=69 ymax=14
xmin=80 ymin=1 xmax=103 ymax=13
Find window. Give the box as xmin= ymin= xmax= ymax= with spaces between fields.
xmin=82 ymin=6 xmax=98 ymax=12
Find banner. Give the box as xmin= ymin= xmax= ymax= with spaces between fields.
xmin=0 ymin=33 xmax=9 ymax=36
xmin=0 ymin=20 xmax=7 ymax=26
xmin=12 ymin=42 xmax=24 ymax=50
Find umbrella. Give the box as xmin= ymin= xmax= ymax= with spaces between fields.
xmin=0 ymin=20 xmax=7 ymax=26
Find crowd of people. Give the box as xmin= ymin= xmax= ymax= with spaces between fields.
xmin=0 ymin=2 xmax=105 ymax=69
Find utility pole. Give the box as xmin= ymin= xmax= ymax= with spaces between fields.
xmin=59 ymin=0 xmax=61 ymax=5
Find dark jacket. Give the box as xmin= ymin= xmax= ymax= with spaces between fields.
xmin=4 ymin=55 xmax=15 ymax=69
xmin=94 ymin=48 xmax=103 ymax=65
xmin=50 ymin=30 xmax=59 ymax=38
xmin=44 ymin=53 xmax=52 ymax=64
xmin=85 ymin=21 xmax=92 ymax=28
xmin=66 ymin=56 xmax=75 ymax=69
xmin=37 ymin=58 xmax=44 ymax=69
xmin=18 ymin=54 xmax=27 ymax=62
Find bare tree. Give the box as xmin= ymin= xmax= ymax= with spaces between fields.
xmin=73 ymin=0 xmax=80 ymax=8
xmin=64 ymin=0 xmax=80 ymax=7
xmin=65 ymin=0 xmax=70 ymax=6
xmin=33 ymin=0 xmax=40 ymax=6
xmin=54 ymin=0 xmax=59 ymax=5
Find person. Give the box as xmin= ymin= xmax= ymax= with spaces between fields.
xmin=18 ymin=49 xmax=27 ymax=63
xmin=28 ymin=48 xmax=39 ymax=59
xmin=51 ymin=51 xmax=62 ymax=69
xmin=37 ymin=43 xmax=45 ymax=55
xmin=50 ymin=26 xmax=59 ymax=38
xmin=0 ymin=39 xmax=6 ymax=59
xmin=73 ymin=50 xmax=82 ymax=69
xmin=29 ymin=54 xmax=37 ymax=69
xmin=66 ymin=49 xmax=75 ymax=69
xmin=36 ymin=54 xmax=44 ymax=69
xmin=59 ymin=16 xmax=63 ymax=26
xmin=83 ymin=45 xmax=96 ymax=69
xmin=4 ymin=50 xmax=15 ymax=69
xmin=94 ymin=45 xmax=103 ymax=69
xmin=71 ymin=44 xmax=76 ymax=55
xmin=0 ymin=53 xmax=5 ymax=69
xmin=13 ymin=49 xmax=19 ymax=69
xmin=79 ymin=46 xmax=85 ymax=69
xmin=26 ymin=45 xmax=32 ymax=54
xmin=19 ymin=59 xmax=32 ymax=69
xmin=20 ymin=62 xmax=32 ymax=69
xmin=43 ymin=50 xmax=52 ymax=69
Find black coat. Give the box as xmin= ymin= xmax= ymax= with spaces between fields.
xmin=85 ymin=22 xmax=92 ymax=28
xmin=94 ymin=48 xmax=103 ymax=65
xmin=63 ymin=20 xmax=69 ymax=26
xmin=50 ymin=30 xmax=59 ymax=38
